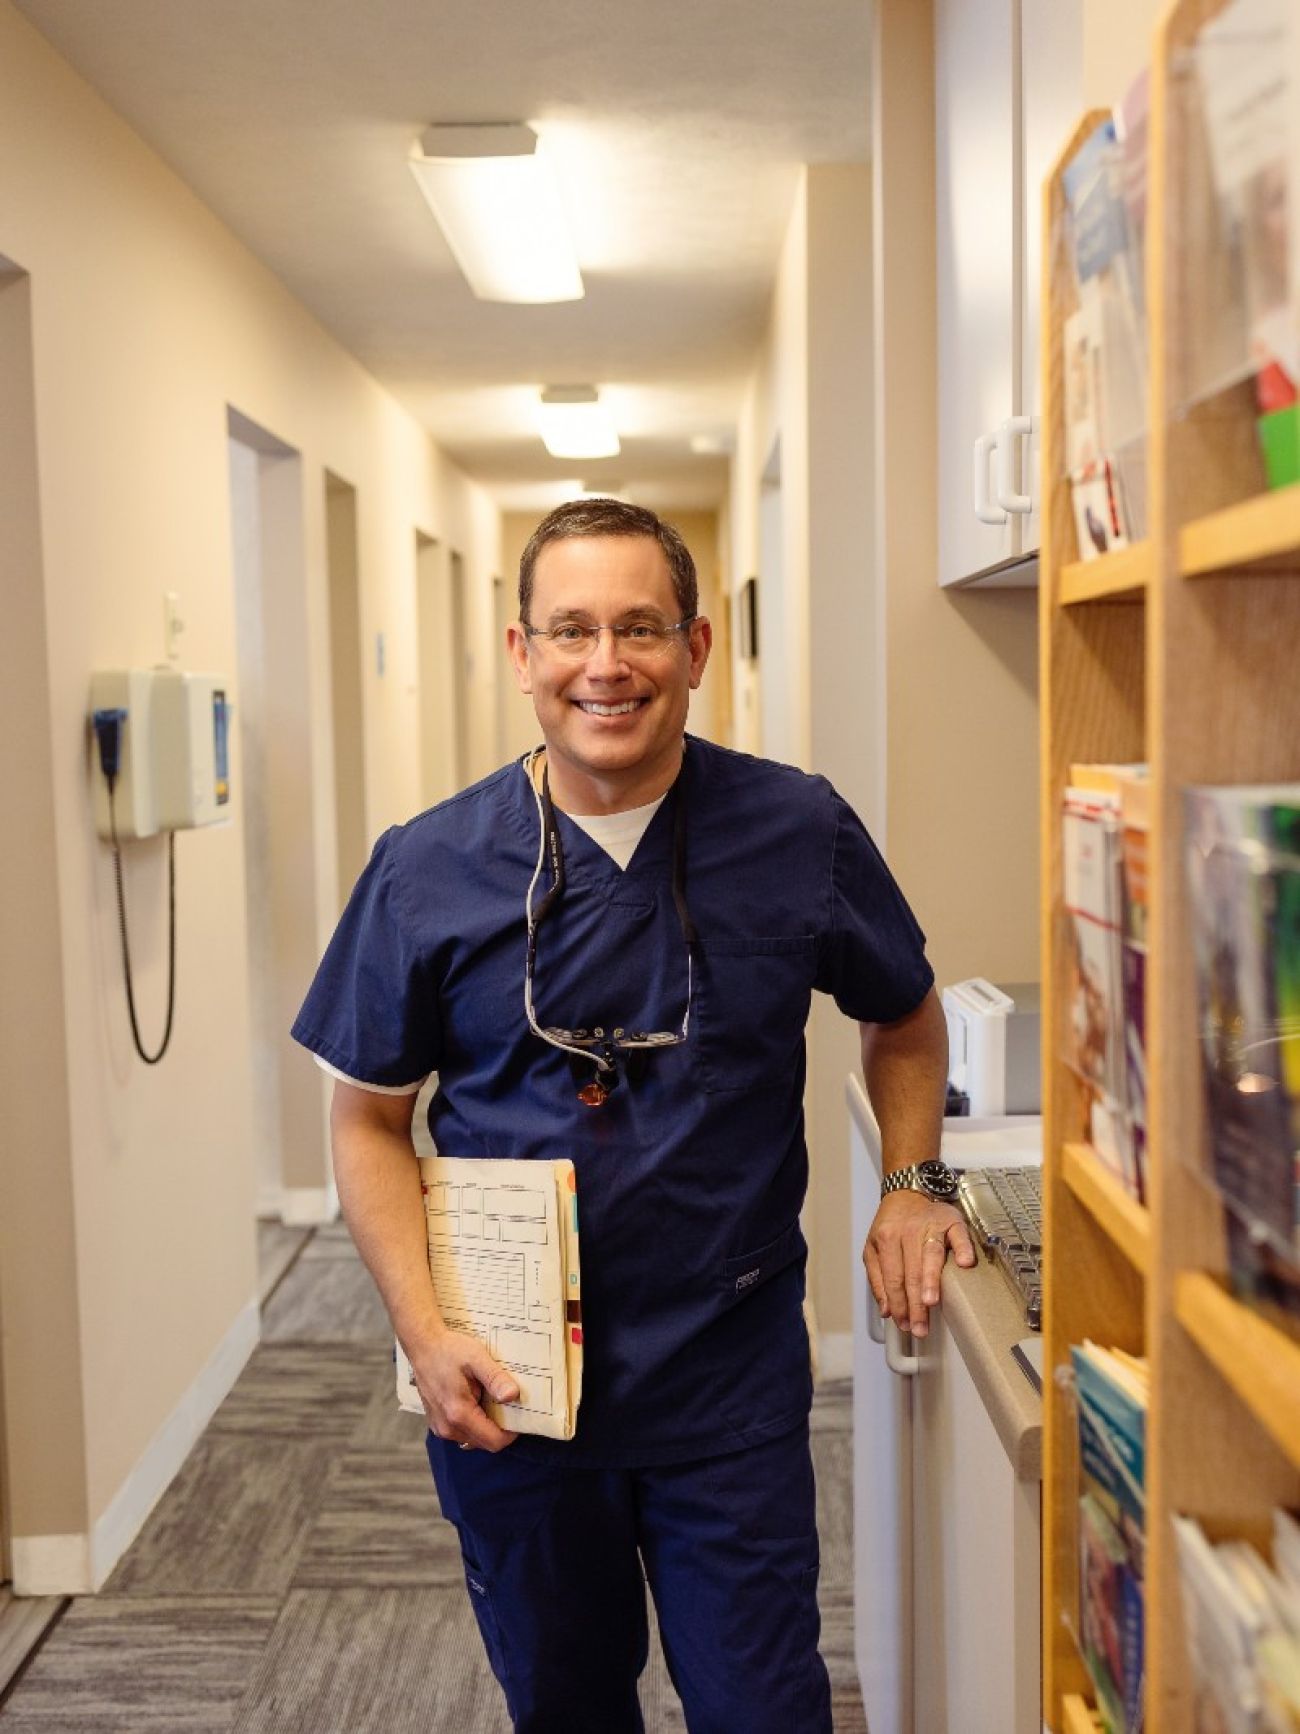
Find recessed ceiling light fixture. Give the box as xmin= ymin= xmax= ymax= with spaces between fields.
xmin=537 ymin=386 xmax=621 ymax=460
xmin=408 ymin=124 xmax=584 ymax=304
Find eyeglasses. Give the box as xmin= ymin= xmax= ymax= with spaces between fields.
xmin=522 ymin=616 xmax=697 ymax=661
xmin=523 ymin=751 xmax=698 ymax=1106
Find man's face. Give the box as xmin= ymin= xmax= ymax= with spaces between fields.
xmin=507 ymin=534 xmax=711 ymax=804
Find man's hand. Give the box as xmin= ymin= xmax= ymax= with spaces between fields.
xmin=863 ymin=1191 xmax=976 ymax=1339
xmin=409 ymin=1328 xmax=521 ymax=1453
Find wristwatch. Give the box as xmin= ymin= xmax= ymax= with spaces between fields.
xmin=880 ymin=1159 xmax=961 ymax=1203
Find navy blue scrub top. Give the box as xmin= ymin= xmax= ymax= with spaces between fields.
xmin=292 ymin=736 xmax=933 ymax=1467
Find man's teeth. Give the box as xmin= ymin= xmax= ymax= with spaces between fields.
xmin=577 ymin=700 xmax=643 ymax=716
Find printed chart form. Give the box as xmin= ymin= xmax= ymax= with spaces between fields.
xmin=424 ymin=1167 xmax=566 ymax=1420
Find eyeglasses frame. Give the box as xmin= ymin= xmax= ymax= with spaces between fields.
xmin=521 ymin=614 xmax=699 ymax=658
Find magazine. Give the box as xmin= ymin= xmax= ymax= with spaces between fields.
xmin=1072 ymin=1341 xmax=1148 ymax=1734
xmin=1185 ymin=785 xmax=1300 ymax=1326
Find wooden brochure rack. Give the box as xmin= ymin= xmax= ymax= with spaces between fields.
xmin=1039 ymin=1 xmax=1300 ymax=1728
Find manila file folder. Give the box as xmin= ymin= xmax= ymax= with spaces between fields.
xmin=396 ymin=1154 xmax=582 ymax=1441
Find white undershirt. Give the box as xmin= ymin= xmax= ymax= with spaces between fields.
xmin=565 ymin=796 xmax=665 ymax=871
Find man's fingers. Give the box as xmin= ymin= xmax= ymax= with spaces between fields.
xmin=440 ymin=1394 xmax=518 ymax=1454
xmin=903 ymin=1232 xmax=933 ymax=1336
xmin=863 ymin=1238 xmax=888 ymax=1315
xmin=413 ymin=1332 xmax=521 ymax=1453
xmin=919 ymin=1231 xmax=949 ymax=1312
xmin=948 ymin=1218 xmax=978 ymax=1268
xmin=467 ymin=1355 xmax=519 ymax=1406
xmin=875 ymin=1235 xmax=908 ymax=1329
xmin=458 ymin=1412 xmax=519 ymax=1453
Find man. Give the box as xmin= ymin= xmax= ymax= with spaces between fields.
xmin=292 ymin=499 xmax=974 ymax=1733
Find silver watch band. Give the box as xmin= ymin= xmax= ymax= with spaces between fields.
xmin=881 ymin=1166 xmax=926 ymax=1196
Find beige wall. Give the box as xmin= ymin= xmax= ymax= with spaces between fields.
xmin=0 ymin=0 xmax=500 ymax=1587
xmin=804 ymin=166 xmax=881 ymax=1342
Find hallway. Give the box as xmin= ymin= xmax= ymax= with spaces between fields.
xmin=0 ymin=1224 xmax=865 ymax=1731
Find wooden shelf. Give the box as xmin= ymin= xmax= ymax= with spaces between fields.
xmin=1060 ymin=540 xmax=1151 ymax=604
xmin=1061 ymin=1695 xmax=1103 ymax=1734
xmin=1180 ymin=483 xmax=1300 ymax=578
xmin=1176 ymin=1273 xmax=1300 ymax=1471
xmin=1062 ymin=1142 xmax=1151 ymax=1276
xmin=1041 ymin=17 xmax=1300 ymax=1730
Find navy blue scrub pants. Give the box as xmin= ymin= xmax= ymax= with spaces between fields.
xmin=427 ymin=1422 xmax=832 ymax=1733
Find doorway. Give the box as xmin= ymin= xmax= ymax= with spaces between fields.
xmin=758 ymin=437 xmax=784 ymax=760
xmin=324 ymin=472 xmax=367 ymax=907
xmin=415 ymin=532 xmax=470 ymax=806
xmin=227 ymin=410 xmax=326 ymax=1222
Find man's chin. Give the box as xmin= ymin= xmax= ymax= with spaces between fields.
xmin=550 ymin=725 xmax=677 ymax=782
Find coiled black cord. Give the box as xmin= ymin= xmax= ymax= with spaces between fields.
xmin=107 ymin=779 xmax=177 ymax=1064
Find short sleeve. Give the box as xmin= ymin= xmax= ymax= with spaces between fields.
xmin=290 ymin=828 xmax=441 ymax=1088
xmin=814 ymin=794 xmax=934 ymax=1023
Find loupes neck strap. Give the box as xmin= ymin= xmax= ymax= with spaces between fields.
xmin=522 ymin=758 xmax=697 ymax=1096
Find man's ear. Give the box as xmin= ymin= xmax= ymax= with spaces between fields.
xmin=688 ymin=617 xmax=713 ymax=691
xmin=506 ymin=622 xmax=533 ymax=695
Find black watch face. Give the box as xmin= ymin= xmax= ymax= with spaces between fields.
xmin=917 ymin=1159 xmax=959 ymax=1201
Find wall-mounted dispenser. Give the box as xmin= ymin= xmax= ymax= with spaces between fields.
xmin=89 ymin=668 xmax=231 ymax=840
xmin=89 ymin=668 xmax=232 ymax=1064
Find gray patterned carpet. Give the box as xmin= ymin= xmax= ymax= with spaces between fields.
xmin=0 ymin=1221 xmax=866 ymax=1732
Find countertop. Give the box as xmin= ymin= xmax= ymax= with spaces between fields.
xmin=847 ymin=1076 xmax=1043 ymax=1483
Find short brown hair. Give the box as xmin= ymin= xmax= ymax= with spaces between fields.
xmin=518 ymin=499 xmax=698 ymax=623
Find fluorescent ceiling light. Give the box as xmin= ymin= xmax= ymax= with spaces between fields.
xmin=537 ymin=387 xmax=620 ymax=460
xmin=409 ymin=124 xmax=584 ymax=304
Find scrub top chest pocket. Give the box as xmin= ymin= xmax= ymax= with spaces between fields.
xmin=693 ymin=934 xmax=817 ymax=1094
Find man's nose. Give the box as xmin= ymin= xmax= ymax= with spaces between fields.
xmin=585 ymin=627 xmax=633 ymax=677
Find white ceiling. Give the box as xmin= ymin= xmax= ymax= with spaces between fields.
xmin=15 ymin=0 xmax=873 ymax=510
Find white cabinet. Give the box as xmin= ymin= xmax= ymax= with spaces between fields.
xmin=849 ymin=1082 xmax=1043 ymax=1734
xmin=935 ymin=0 xmax=1020 ymax=587
xmin=935 ymin=0 xmax=1083 ymax=587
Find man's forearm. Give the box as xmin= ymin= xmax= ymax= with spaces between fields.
xmin=330 ymin=1100 xmax=446 ymax=1354
xmin=859 ymin=988 xmax=948 ymax=1174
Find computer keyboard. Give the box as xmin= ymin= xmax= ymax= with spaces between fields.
xmin=957 ymin=1165 xmax=1043 ymax=1331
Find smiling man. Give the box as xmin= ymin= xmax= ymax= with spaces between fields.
xmin=292 ymin=498 xmax=970 ymax=1733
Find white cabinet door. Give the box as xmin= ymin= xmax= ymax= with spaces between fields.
xmin=850 ymin=1105 xmax=913 ymax=1734
xmin=910 ymin=1309 xmax=1042 ymax=1734
xmin=935 ymin=0 xmax=1019 ymax=587
xmin=1019 ymin=0 xmax=1085 ymax=558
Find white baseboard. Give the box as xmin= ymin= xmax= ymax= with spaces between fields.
xmin=255 ymin=1183 xmax=284 ymax=1219
xmin=279 ymin=1182 xmax=339 ymax=1227
xmin=10 ymin=1533 xmax=91 ymax=1598
xmin=10 ymin=1297 xmax=261 ymax=1596
xmin=818 ymin=1332 xmax=853 ymax=1381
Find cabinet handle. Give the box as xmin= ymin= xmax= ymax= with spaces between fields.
xmin=973 ymin=430 xmax=1008 ymax=525
xmin=884 ymin=1318 xmax=921 ymax=1376
xmin=996 ymin=415 xmax=1035 ymax=514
